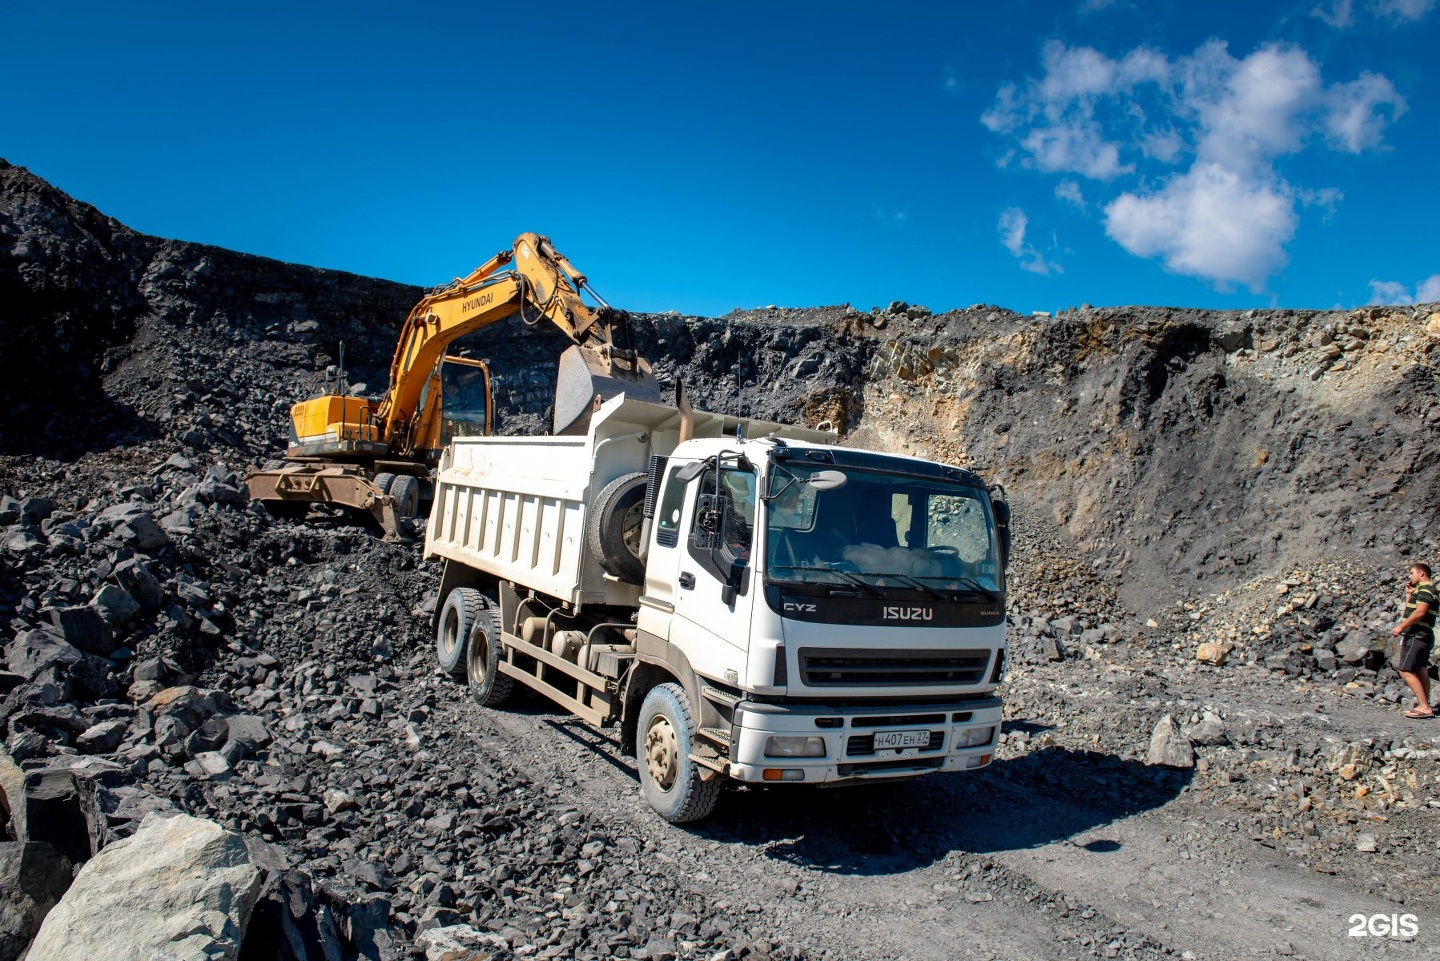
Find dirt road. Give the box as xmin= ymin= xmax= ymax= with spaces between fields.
xmin=430 ymin=663 xmax=1440 ymax=961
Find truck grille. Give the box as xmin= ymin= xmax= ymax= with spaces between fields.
xmin=846 ymin=731 xmax=945 ymax=757
xmin=798 ymin=648 xmax=990 ymax=686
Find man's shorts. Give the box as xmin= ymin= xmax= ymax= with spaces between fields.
xmin=1397 ymin=633 xmax=1434 ymax=673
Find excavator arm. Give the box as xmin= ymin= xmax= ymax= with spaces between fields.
xmin=375 ymin=232 xmax=655 ymax=456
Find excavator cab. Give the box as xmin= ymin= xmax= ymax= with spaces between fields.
xmin=437 ymin=356 xmax=492 ymax=446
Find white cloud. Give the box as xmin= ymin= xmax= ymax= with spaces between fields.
xmin=981 ymin=39 xmax=1407 ymax=290
xmin=1325 ymin=73 xmax=1407 ymax=152
xmin=1369 ymin=279 xmax=1415 ymax=305
xmin=1374 ymin=0 xmax=1436 ymax=21
xmin=1000 ymin=208 xmax=1028 ymax=255
xmin=998 ymin=207 xmax=1062 ymax=275
xmin=1312 ymin=0 xmax=1355 ymax=27
xmin=1055 ymin=179 xmax=1086 ymax=207
xmin=1370 ymin=275 xmax=1440 ymax=304
xmin=1021 ymin=124 xmax=1130 ymax=179
xmin=1105 ymin=164 xmax=1296 ymax=290
xmin=1315 ymin=0 xmax=1433 ymax=26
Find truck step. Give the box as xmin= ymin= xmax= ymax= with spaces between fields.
xmin=688 ymin=752 xmax=730 ymax=775
xmin=696 ymin=727 xmax=732 ymax=750
xmin=701 ymin=686 xmax=741 ymax=707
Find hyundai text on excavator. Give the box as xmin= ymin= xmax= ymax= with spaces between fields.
xmin=244 ymin=233 xmax=660 ymax=537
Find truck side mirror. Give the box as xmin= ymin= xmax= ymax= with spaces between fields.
xmin=675 ymin=460 xmax=707 ymax=483
xmin=992 ymin=499 xmax=1011 ymax=569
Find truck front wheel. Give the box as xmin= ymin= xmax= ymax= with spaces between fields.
xmin=636 ymin=683 xmax=720 ymax=823
xmin=466 ymin=605 xmax=515 ymax=706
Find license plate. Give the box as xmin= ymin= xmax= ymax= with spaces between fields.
xmin=873 ymin=729 xmax=930 ymax=750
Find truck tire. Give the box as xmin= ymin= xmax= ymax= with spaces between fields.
xmin=389 ymin=475 xmax=421 ymax=519
xmin=588 ymin=472 xmax=648 ymax=584
xmin=636 ymin=682 xmax=720 ymax=823
xmin=372 ymin=472 xmax=397 ymax=495
xmin=466 ymin=604 xmax=514 ymax=706
xmin=436 ymin=587 xmax=483 ymax=677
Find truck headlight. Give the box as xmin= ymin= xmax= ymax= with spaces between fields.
xmin=955 ymin=726 xmax=995 ymax=748
xmin=764 ymin=736 xmax=826 ymax=758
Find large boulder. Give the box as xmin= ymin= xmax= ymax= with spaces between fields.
xmin=0 ymin=841 xmax=73 ymax=961
xmin=26 ymin=813 xmax=262 ymax=961
xmin=1147 ymin=714 xmax=1195 ymax=768
xmin=45 ymin=606 xmax=116 ymax=657
xmin=2 ymin=767 xmax=108 ymax=865
xmin=113 ymin=558 xmax=163 ymax=613
xmin=3 ymin=630 xmax=81 ymax=680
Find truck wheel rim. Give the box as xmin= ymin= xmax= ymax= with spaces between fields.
xmin=440 ymin=611 xmax=459 ymax=658
xmin=469 ymin=630 xmax=489 ymax=680
xmin=643 ymin=714 xmax=679 ymax=791
xmin=621 ymin=501 xmax=645 ymax=558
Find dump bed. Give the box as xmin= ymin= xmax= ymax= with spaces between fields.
xmin=425 ymin=395 xmax=834 ymax=608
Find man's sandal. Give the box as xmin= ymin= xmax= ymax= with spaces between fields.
xmin=1402 ymin=708 xmax=1434 ymax=719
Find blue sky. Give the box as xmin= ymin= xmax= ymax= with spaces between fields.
xmin=3 ymin=1 xmax=1436 ymax=316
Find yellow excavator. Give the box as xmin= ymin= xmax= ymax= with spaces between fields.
xmin=244 ymin=232 xmax=659 ymax=538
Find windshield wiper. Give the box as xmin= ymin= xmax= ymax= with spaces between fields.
xmin=866 ymin=571 xmax=947 ymax=601
xmin=846 ymin=570 xmax=950 ymax=602
xmin=769 ymin=566 xmax=884 ymax=597
xmin=914 ymin=574 xmax=999 ymax=600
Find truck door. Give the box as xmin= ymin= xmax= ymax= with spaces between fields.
xmin=667 ymin=463 xmax=757 ymax=681
xmin=639 ymin=465 xmax=689 ymax=636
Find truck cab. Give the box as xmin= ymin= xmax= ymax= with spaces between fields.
xmin=635 ymin=435 xmax=1007 ymax=794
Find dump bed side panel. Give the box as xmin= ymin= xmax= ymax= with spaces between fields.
xmin=427 ymin=435 xmax=639 ymax=606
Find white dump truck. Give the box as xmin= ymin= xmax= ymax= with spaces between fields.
xmin=424 ymin=392 xmax=1011 ymax=822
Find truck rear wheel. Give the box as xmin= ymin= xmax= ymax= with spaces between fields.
xmin=588 ymin=472 xmax=647 ymax=584
xmin=436 ymin=587 xmax=483 ymax=676
xmin=636 ymin=683 xmax=720 ymax=823
xmin=466 ymin=604 xmax=514 ymax=706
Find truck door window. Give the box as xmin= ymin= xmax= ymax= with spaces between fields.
xmin=693 ymin=466 xmax=756 ymax=564
xmin=891 ymin=492 xmax=913 ymax=547
xmin=654 ymin=466 xmax=686 ymax=548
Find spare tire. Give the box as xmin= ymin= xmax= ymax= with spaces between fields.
xmin=587 ymin=471 xmax=648 ymax=584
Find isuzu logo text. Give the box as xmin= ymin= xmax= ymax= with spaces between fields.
xmin=783 ymin=602 xmax=817 ymax=613
xmin=882 ymin=606 xmax=933 ymax=621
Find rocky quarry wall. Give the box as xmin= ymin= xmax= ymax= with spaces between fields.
xmin=3 ymin=156 xmax=1440 ymax=960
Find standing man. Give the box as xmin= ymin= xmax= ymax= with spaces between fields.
xmin=1391 ymin=562 xmax=1437 ymax=718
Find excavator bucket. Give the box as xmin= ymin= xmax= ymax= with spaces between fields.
xmin=553 ymin=344 xmax=661 ymax=435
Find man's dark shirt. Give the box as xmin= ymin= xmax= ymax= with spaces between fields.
xmin=1404 ymin=578 xmax=1438 ymax=642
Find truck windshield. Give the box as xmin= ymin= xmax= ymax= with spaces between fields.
xmin=766 ymin=465 xmax=1002 ymax=596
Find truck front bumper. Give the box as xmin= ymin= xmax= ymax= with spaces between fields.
xmin=726 ymin=695 xmax=1003 ymax=784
